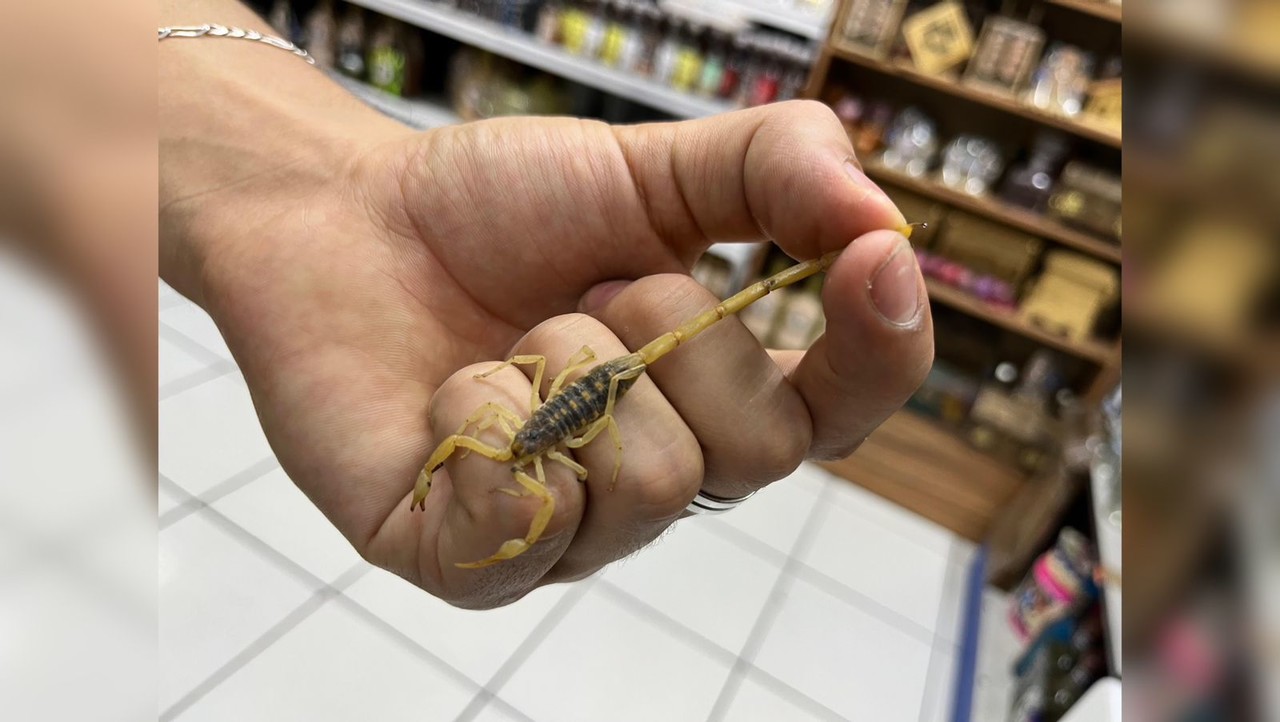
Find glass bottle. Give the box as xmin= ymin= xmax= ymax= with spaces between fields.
xmin=718 ymin=35 xmax=746 ymax=99
xmin=535 ymin=0 xmax=563 ymax=43
xmin=581 ymin=0 xmax=607 ymax=58
xmin=776 ymin=44 xmax=811 ymax=102
xmin=633 ymin=4 xmax=663 ymax=76
xmin=366 ymin=18 xmax=407 ymax=96
xmin=336 ymin=5 xmax=367 ymax=80
xmin=747 ymin=38 xmax=780 ymax=107
xmin=560 ymin=0 xmax=588 ymax=54
xmin=670 ymin=23 xmax=704 ymax=92
xmin=697 ymin=28 xmax=727 ymax=96
xmin=651 ymin=17 xmax=682 ymax=84
xmin=616 ymin=0 xmax=645 ymax=73
xmin=599 ymin=0 xmax=629 ymax=66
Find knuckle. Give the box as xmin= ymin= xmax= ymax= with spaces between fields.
xmin=729 ymin=419 xmax=812 ymax=482
xmin=627 ymin=435 xmax=704 ymax=520
xmin=773 ymin=99 xmax=838 ymax=128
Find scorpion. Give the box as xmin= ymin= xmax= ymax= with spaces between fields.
xmin=411 ymin=224 xmax=923 ymax=568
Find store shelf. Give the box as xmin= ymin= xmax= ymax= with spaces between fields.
xmin=1090 ymin=448 xmax=1123 ymax=675
xmin=1059 ymin=677 xmax=1122 ymax=722
xmin=1045 ymin=0 xmax=1122 ymax=24
xmin=953 ymin=549 xmax=1023 ymax=722
xmin=865 ymin=162 xmax=1122 ymax=263
xmin=332 ymin=74 xmax=461 ymax=129
xmin=925 ymin=279 xmax=1116 ymax=363
xmin=718 ymin=0 xmax=833 ymax=39
xmin=346 ymin=0 xmax=735 ymax=118
xmin=830 ymin=46 xmax=1123 ymax=148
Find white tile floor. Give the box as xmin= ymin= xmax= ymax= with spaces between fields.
xmin=158 ymin=281 xmax=975 ymax=722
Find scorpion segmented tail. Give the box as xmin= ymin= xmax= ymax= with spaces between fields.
xmin=637 ymin=223 xmax=923 ymax=366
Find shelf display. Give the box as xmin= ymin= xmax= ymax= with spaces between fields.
xmin=1026 ymin=43 xmax=1095 ymax=118
xmin=900 ymin=0 xmax=974 ymax=75
xmin=837 ymin=0 xmax=907 ymax=58
xmin=939 ymin=134 xmax=1005 ymax=196
xmin=1046 ymin=161 xmax=1122 ymax=240
xmin=963 ymin=16 xmax=1044 ymax=95
xmin=1018 ymin=251 xmax=1119 ymax=344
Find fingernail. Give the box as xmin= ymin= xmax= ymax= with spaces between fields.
xmin=579 ymin=280 xmax=630 ymax=314
xmin=844 ymin=157 xmax=907 ymax=226
xmin=869 ymin=238 xmax=923 ymax=327
xmin=843 ymin=158 xmax=887 ymax=203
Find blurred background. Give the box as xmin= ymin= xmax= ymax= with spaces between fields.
xmin=2 ymin=0 xmax=1279 ymax=718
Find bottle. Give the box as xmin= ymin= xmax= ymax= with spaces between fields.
xmin=776 ymin=44 xmax=811 ymax=102
xmin=651 ymin=17 xmax=681 ymax=84
xmin=718 ymin=35 xmax=746 ymax=98
xmin=302 ymin=0 xmax=338 ymax=69
xmin=535 ymin=0 xmax=563 ymax=43
xmin=336 ymin=5 xmax=367 ymax=80
xmin=366 ymin=18 xmax=407 ymax=95
xmin=560 ymin=0 xmax=589 ymax=54
xmin=616 ymin=0 xmax=645 ymax=72
xmin=599 ymin=0 xmax=630 ymax=67
xmin=581 ymin=0 xmax=607 ymax=58
xmin=633 ymin=4 xmax=663 ymax=76
xmin=670 ymin=23 xmax=704 ymax=92
xmin=734 ymin=35 xmax=761 ymax=107
xmin=747 ymin=38 xmax=781 ymax=106
xmin=697 ymin=28 xmax=727 ymax=96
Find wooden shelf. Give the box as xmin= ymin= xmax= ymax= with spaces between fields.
xmin=865 ymin=162 xmax=1122 ymax=263
xmin=1045 ymin=0 xmax=1122 ymax=23
xmin=926 ymin=279 xmax=1116 ymax=363
xmin=830 ymin=46 xmax=1122 ymax=148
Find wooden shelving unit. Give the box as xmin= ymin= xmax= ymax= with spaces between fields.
xmin=926 ymin=280 xmax=1116 ymax=363
xmin=828 ymin=45 xmax=1122 ymax=148
xmin=1045 ymin=0 xmax=1122 ymax=23
xmin=865 ymin=161 xmax=1122 ymax=262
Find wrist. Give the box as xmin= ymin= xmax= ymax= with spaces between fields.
xmin=158 ymin=18 xmax=410 ymax=305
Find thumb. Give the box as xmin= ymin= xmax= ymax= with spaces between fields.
xmin=611 ymin=100 xmax=905 ymax=258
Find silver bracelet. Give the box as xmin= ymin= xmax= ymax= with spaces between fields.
xmin=157 ymin=24 xmax=314 ymax=65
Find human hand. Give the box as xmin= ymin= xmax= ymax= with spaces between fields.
xmin=166 ymin=96 xmax=933 ymax=609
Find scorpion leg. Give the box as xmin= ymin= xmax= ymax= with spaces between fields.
xmin=456 ymin=463 xmax=556 ymax=568
xmin=563 ymin=368 xmax=632 ymax=489
xmin=454 ymin=402 xmax=522 ymax=460
xmin=411 ymin=436 xmax=514 ymax=511
xmin=565 ymin=416 xmax=624 ymax=490
xmin=474 ymin=355 xmax=547 ymax=411
xmin=546 ymin=449 xmax=588 ymax=480
xmin=548 ymin=345 xmax=597 ymax=398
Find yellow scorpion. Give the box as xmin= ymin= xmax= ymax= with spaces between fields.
xmin=412 ymin=224 xmax=922 ymax=568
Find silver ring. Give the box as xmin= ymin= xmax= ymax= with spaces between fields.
xmin=685 ymin=489 xmax=756 ymax=515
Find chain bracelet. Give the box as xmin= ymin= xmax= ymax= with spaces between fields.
xmin=157 ymin=24 xmax=315 ymax=65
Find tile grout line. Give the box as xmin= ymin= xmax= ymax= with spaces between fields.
xmin=332 ymin=593 xmax=487 ymax=698
xmin=453 ymin=579 xmax=598 ymax=722
xmin=593 ymin=579 xmax=737 ymax=665
xmin=697 ymin=516 xmax=794 ymax=567
xmin=159 ymin=495 xmax=374 ymax=720
xmin=159 ymin=589 xmax=336 ymax=722
xmin=588 ymin=574 xmax=846 ymax=722
xmin=158 ymin=321 xmax=230 ymax=367
xmin=159 ymin=456 xmax=280 ymax=530
xmin=159 ymin=360 xmax=238 ymax=400
xmin=788 ymin=561 xmax=938 ymax=646
xmin=706 ymin=483 xmax=846 ymax=722
xmin=704 ymin=478 xmax=942 ymax=648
